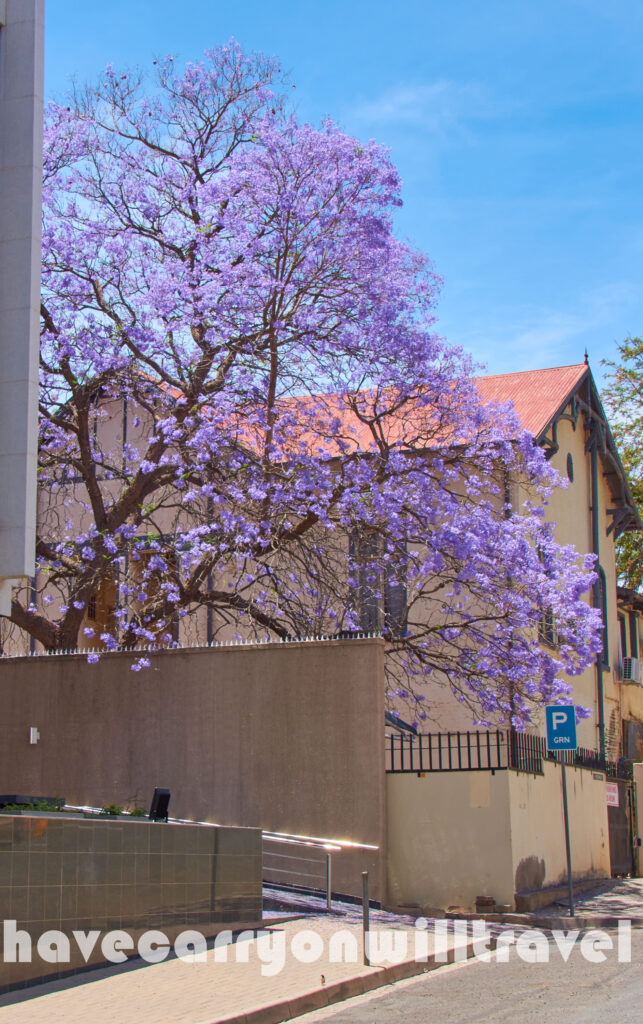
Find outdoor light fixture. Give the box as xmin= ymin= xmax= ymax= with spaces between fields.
xmin=149 ymin=788 xmax=170 ymax=822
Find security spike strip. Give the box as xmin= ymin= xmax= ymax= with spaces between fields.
xmin=6 ymin=629 xmax=384 ymax=660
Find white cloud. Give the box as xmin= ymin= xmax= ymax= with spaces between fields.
xmin=454 ymin=281 xmax=639 ymax=374
xmin=350 ymin=80 xmax=493 ymax=136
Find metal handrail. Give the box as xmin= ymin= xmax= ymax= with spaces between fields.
xmin=262 ymin=830 xmax=379 ymax=911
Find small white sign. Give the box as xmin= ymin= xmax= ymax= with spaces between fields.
xmin=606 ymin=782 xmax=620 ymax=808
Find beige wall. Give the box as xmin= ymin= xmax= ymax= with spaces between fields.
xmin=508 ymin=760 xmax=610 ymax=892
xmin=387 ymin=771 xmax=514 ymax=910
xmin=0 ymin=638 xmax=387 ymax=901
xmin=386 ymin=761 xmax=610 ymax=912
xmin=621 ymin=680 xmax=643 ymax=734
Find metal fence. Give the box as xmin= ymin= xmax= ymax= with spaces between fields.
xmin=386 ymin=730 xmax=508 ymax=773
xmin=386 ymin=729 xmax=630 ymax=779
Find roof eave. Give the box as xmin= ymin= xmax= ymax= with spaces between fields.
xmin=534 ymin=366 xmax=642 ymax=535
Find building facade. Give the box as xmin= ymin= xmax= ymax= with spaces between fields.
xmin=3 ymin=360 xmax=642 ymax=762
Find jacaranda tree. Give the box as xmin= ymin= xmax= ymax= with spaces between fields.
xmin=6 ymin=43 xmax=602 ymax=725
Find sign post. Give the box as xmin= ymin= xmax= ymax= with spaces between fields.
xmin=545 ymin=705 xmax=578 ymax=917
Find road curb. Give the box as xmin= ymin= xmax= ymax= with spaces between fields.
xmin=208 ymin=941 xmax=479 ymax=1024
xmin=447 ymin=912 xmax=643 ymax=929
xmin=205 ymin=911 xmax=643 ymax=1024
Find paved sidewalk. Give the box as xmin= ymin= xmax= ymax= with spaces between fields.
xmin=534 ymin=877 xmax=643 ymax=919
xmin=0 ymin=913 xmax=471 ymax=1024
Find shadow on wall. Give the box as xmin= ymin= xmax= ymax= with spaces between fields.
xmin=515 ymin=855 xmax=546 ymax=893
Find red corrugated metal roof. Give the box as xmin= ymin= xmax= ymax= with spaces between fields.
xmin=474 ymin=363 xmax=588 ymax=437
xmin=200 ymin=363 xmax=590 ymax=458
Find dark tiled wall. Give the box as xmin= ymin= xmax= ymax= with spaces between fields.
xmin=0 ymin=815 xmax=262 ymax=990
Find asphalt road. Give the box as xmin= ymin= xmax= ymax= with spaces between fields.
xmin=293 ymin=928 xmax=643 ymax=1024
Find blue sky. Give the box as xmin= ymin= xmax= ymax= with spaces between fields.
xmin=45 ymin=0 xmax=643 ymax=384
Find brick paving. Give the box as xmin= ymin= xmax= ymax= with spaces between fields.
xmin=0 ymin=912 xmax=462 ymax=1024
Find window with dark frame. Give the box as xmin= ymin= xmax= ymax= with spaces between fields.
xmin=348 ymin=532 xmax=381 ymax=632
xmin=538 ymin=608 xmax=557 ymax=649
xmin=384 ymin=548 xmax=408 ymax=637
xmin=349 ymin=533 xmax=408 ymax=635
xmin=597 ymin=566 xmax=609 ymax=668
xmin=537 ymin=544 xmax=558 ymax=649
xmin=619 ymin=614 xmax=628 ymax=663
xmin=629 ymin=611 xmax=639 ymax=658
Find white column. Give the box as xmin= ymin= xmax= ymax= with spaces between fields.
xmin=0 ymin=0 xmax=44 ymax=614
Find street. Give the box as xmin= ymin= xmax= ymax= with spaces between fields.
xmin=294 ymin=928 xmax=643 ymax=1024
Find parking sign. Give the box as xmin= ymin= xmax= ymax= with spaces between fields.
xmin=545 ymin=705 xmax=577 ymax=751
xmin=545 ymin=704 xmax=578 ymax=917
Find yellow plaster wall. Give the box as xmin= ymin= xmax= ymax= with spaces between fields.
xmin=524 ymin=414 xmax=622 ymax=754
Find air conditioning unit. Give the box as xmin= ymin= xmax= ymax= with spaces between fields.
xmin=622 ymin=657 xmax=642 ymax=684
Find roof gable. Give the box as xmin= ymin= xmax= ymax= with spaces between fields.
xmin=474 ymin=363 xmax=588 ymax=439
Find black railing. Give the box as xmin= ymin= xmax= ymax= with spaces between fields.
xmin=571 ymin=748 xmax=634 ymax=780
xmin=508 ymin=730 xmax=547 ymax=775
xmin=386 ymin=730 xmax=511 ymax=773
xmin=386 ymin=729 xmax=631 ymax=779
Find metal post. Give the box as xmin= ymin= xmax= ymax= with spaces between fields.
xmin=326 ymin=852 xmax=332 ymax=912
xmin=362 ymin=871 xmax=370 ymax=966
xmin=561 ymin=757 xmax=575 ymax=917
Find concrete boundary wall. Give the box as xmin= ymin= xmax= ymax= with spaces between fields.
xmin=0 ymin=639 xmax=387 ymax=901
xmin=387 ymin=762 xmax=610 ymax=912
xmin=387 ymin=771 xmax=514 ymax=911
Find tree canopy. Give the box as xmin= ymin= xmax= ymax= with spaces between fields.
xmin=5 ymin=43 xmax=601 ymax=726
xmin=602 ymin=337 xmax=643 ymax=591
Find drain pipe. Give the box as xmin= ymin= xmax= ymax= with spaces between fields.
xmin=589 ymin=414 xmax=606 ymax=761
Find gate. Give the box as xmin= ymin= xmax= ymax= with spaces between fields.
xmin=607 ymin=779 xmax=635 ymax=876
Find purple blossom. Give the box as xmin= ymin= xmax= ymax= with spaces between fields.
xmin=11 ymin=43 xmax=602 ymax=728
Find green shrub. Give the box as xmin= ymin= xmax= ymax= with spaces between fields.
xmin=100 ymin=804 xmax=124 ymax=816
